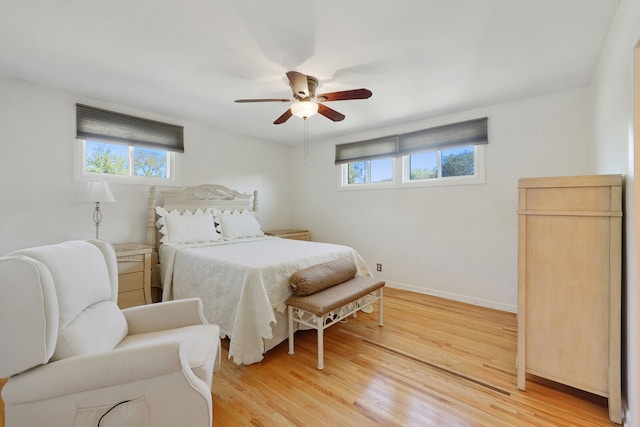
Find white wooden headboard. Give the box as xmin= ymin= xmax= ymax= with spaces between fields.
xmin=145 ymin=184 xmax=259 ymax=251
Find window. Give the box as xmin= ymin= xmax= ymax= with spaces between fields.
xmin=75 ymin=104 xmax=183 ymax=185
xmin=405 ymin=145 xmax=477 ymax=181
xmin=337 ymin=118 xmax=487 ymax=189
xmin=347 ymin=158 xmax=393 ymax=184
xmin=77 ymin=140 xmax=178 ymax=185
xmin=341 ymin=144 xmax=484 ymax=188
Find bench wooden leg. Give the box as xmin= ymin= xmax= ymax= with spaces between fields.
xmin=316 ymin=316 xmax=324 ymax=370
xmin=288 ymin=306 xmax=295 ymax=355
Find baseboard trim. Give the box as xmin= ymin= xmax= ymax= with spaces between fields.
xmin=385 ymin=281 xmax=517 ymax=313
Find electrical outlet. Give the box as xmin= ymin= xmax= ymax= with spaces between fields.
xmin=376 ymin=263 xmax=382 ymax=272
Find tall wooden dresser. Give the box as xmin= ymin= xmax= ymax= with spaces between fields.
xmin=517 ymin=174 xmax=622 ymax=424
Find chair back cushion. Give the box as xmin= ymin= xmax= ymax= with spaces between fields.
xmin=10 ymin=240 xmax=128 ymax=361
xmin=0 ymin=256 xmax=58 ymax=377
xmin=88 ymin=239 xmax=120 ymax=300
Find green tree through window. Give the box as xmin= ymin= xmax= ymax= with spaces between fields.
xmin=348 ymin=162 xmax=366 ymax=184
xmin=134 ymin=147 xmax=167 ymax=177
xmin=84 ymin=141 xmax=170 ymax=180
xmin=86 ymin=143 xmax=128 ymax=175
xmin=442 ymin=149 xmax=474 ymax=177
xmin=410 ymin=167 xmax=438 ymax=180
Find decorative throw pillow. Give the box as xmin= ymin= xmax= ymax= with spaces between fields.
xmin=219 ymin=212 xmax=264 ymax=239
xmin=163 ymin=213 xmax=220 ymax=244
xmin=289 ymin=258 xmax=357 ymax=296
xmin=53 ymin=301 xmax=128 ymax=361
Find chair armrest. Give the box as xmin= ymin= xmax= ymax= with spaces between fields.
xmin=2 ymin=341 xmax=196 ymax=405
xmin=122 ymin=298 xmax=208 ymax=335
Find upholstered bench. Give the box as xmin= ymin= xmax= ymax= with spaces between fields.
xmin=286 ymin=258 xmax=384 ymax=369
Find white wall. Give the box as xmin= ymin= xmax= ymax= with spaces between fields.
xmin=591 ymin=0 xmax=640 ymax=424
xmin=0 ymin=75 xmax=294 ymax=255
xmin=291 ymin=87 xmax=593 ymax=312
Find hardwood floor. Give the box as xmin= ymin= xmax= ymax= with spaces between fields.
xmin=212 ymin=288 xmax=614 ymax=426
xmin=0 ymin=288 xmax=615 ymax=426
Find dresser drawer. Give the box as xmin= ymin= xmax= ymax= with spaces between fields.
xmin=118 ymin=289 xmax=146 ymax=309
xmin=117 ymin=255 xmax=145 ymax=274
xmin=119 ymin=271 xmax=144 ymax=292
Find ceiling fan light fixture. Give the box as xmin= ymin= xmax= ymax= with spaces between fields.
xmin=290 ymin=100 xmax=319 ymax=119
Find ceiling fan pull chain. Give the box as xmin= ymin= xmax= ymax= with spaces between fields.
xmin=304 ymin=119 xmax=309 ymax=164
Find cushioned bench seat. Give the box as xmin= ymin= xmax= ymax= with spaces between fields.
xmin=286 ymin=259 xmax=384 ymax=369
xmin=285 ymin=275 xmax=384 ymax=317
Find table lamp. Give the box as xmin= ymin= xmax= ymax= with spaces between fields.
xmin=81 ymin=181 xmax=116 ymax=239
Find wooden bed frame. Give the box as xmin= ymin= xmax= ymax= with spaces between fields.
xmin=145 ymin=184 xmax=259 ymax=252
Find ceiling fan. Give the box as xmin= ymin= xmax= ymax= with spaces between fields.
xmin=234 ymin=71 xmax=372 ymax=124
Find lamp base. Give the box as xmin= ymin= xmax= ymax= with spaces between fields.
xmin=93 ymin=202 xmax=102 ymax=240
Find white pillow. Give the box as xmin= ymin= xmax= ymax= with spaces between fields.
xmin=53 ymin=301 xmax=128 ymax=361
xmin=163 ymin=213 xmax=220 ymax=244
xmin=220 ymin=212 xmax=264 ymax=239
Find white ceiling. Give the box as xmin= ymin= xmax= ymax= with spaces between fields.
xmin=0 ymin=0 xmax=620 ymax=145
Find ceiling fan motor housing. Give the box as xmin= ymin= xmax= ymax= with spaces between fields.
xmin=304 ymin=76 xmax=318 ymax=99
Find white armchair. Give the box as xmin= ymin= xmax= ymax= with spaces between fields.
xmin=0 ymin=240 xmax=221 ymax=427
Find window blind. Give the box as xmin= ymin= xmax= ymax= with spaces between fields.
xmin=335 ymin=117 xmax=488 ymax=164
xmin=397 ymin=117 xmax=488 ymax=155
xmin=334 ymin=135 xmax=398 ymax=165
xmin=76 ymin=104 xmax=184 ymax=153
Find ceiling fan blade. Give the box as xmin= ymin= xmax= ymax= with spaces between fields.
xmin=235 ymin=98 xmax=291 ymax=103
xmin=317 ymin=104 xmax=345 ymax=122
xmin=286 ymin=71 xmax=309 ymax=99
xmin=274 ymin=109 xmax=293 ymax=124
xmin=316 ymin=88 xmax=372 ymax=102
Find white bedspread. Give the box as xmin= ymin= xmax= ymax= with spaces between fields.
xmin=159 ymin=237 xmax=371 ymax=365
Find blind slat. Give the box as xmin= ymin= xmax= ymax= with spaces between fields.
xmin=398 ymin=117 xmax=487 ymax=155
xmin=76 ymin=104 xmax=184 ymax=153
xmin=335 ymin=135 xmax=398 ymax=165
xmin=335 ymin=117 xmax=488 ymax=164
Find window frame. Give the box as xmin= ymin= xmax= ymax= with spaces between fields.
xmin=339 ymin=144 xmax=485 ymax=191
xmin=345 ymin=158 xmax=396 ymax=186
xmin=75 ymin=139 xmax=181 ymax=186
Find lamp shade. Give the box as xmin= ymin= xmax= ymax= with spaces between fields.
xmin=81 ymin=181 xmax=116 ymax=203
xmin=290 ymin=101 xmax=319 ymax=119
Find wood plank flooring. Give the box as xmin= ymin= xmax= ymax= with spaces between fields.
xmin=0 ymin=288 xmax=615 ymax=426
xmin=211 ymin=288 xmax=614 ymax=426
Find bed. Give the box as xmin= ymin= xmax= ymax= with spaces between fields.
xmin=145 ymin=184 xmax=372 ymax=365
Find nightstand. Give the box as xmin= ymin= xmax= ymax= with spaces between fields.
xmin=264 ymin=229 xmax=310 ymax=241
xmin=113 ymin=242 xmax=152 ymax=309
